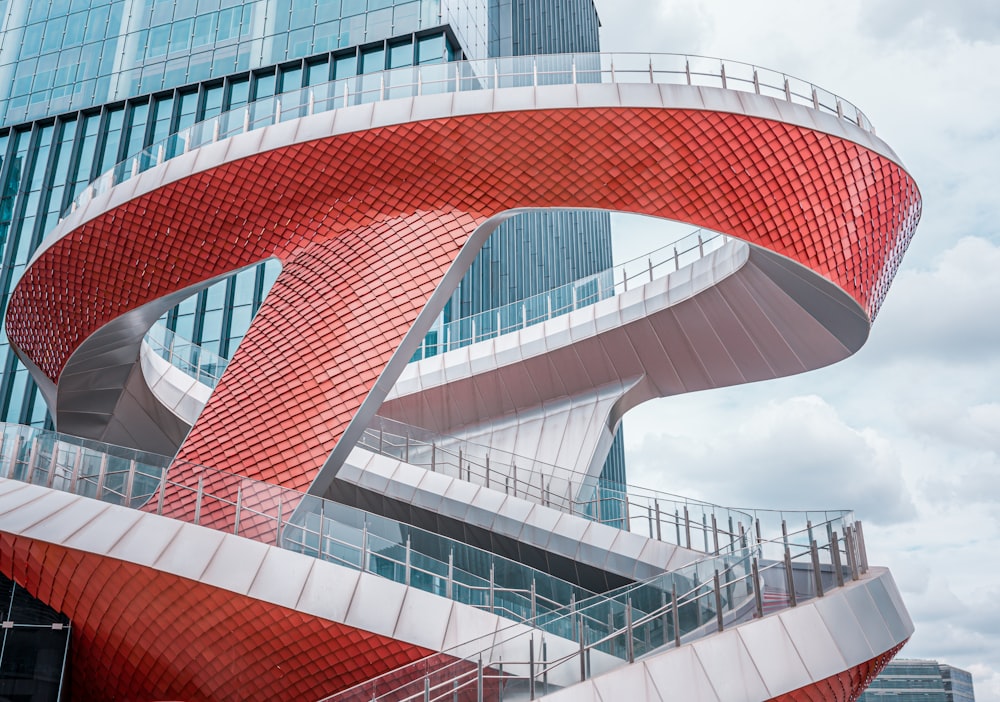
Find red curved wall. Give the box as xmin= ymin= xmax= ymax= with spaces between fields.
xmin=7 ymin=108 xmax=921 ymax=497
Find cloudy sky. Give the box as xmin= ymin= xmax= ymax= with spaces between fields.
xmin=594 ymin=0 xmax=1000 ymax=697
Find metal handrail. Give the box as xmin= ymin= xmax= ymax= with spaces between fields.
xmin=319 ymin=507 xmax=866 ymax=702
xmin=411 ymin=227 xmax=726 ymax=359
xmin=141 ymin=223 xmax=727 ymax=391
xmin=65 ymin=51 xmax=874 ymax=220
xmin=0 ymin=422 xmax=617 ymax=630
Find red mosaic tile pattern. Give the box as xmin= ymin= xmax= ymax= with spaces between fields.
xmin=7 ymin=108 xmax=920 ymax=493
xmin=0 ymin=532 xmax=435 ymax=701
xmin=767 ymin=640 xmax=907 ymax=702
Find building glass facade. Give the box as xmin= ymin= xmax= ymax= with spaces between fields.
xmin=859 ymin=659 xmax=976 ymax=702
xmin=0 ymin=573 xmax=71 ymax=700
xmin=0 ymin=0 xmax=624 ymax=511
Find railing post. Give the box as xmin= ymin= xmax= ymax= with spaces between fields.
xmin=579 ymin=614 xmax=587 ymax=681
xmin=542 ymin=637 xmax=548 ymax=695
xmin=831 ymin=532 xmax=845 ymax=587
xmin=233 ymin=482 xmax=244 ymax=535
xmin=423 ymin=676 xmax=430 ymax=702
xmin=193 ymin=475 xmax=204 ymax=525
xmin=405 ymin=535 xmax=412 ymax=586
xmin=698 ymin=234 xmax=704 ymax=257
xmin=673 ymin=246 xmax=679 ymax=270
xmin=720 ymin=63 xmax=727 ymax=89
xmin=684 ymin=58 xmax=691 ymax=85
xmin=647 ymin=504 xmax=654 ymax=538
xmin=621 ymin=266 xmax=628 ymax=292
xmin=477 ymin=656 xmax=484 ymax=702
xmin=784 ymin=77 xmax=792 ymax=102
xmin=752 ymin=558 xmax=763 ymax=618
xmin=489 ymin=563 xmax=495 ymax=613
xmin=46 ymin=447 xmax=59 ymax=489
xmin=711 ymin=513 xmax=720 ymax=555
xmin=784 ymin=547 xmax=797 ymax=607
xmin=69 ymin=448 xmax=83 ymax=494
xmin=275 ymin=496 xmax=283 ymax=545
xmin=684 ymin=506 xmax=692 ymax=549
xmin=855 ymin=521 xmax=869 ymax=574
xmin=360 ymin=519 xmax=368 ymax=572
xmin=156 ymin=144 xmax=164 ymax=165
xmin=753 ymin=69 xmax=760 ymax=94
xmin=156 ymin=469 xmax=167 ymax=515
xmin=648 ymin=258 xmax=654 ymax=281
xmin=485 ymin=454 xmax=490 ymax=489
xmin=446 ymin=548 xmax=454 ymax=599
xmin=654 ymin=499 xmax=662 ymax=541
xmin=242 ymin=108 xmax=249 ymax=133
xmin=713 ymin=570 xmax=724 ymax=632
xmin=528 ymin=637 xmax=536 ymax=700
xmin=836 ymin=99 xmax=844 ymax=119
xmin=24 ymin=437 xmax=39 ymax=484
xmin=671 ymin=584 xmax=681 ymax=647
xmin=318 ymin=500 xmax=326 ymax=559
xmin=844 ymin=524 xmax=859 ymax=581
xmin=811 ymin=86 xmax=820 ymax=110
xmin=308 ymin=89 xmax=315 ymax=115
xmin=810 ymin=540 xmax=824 ymax=597
xmin=625 ymin=598 xmax=635 ymax=663
xmin=430 ymin=443 xmax=436 ymax=472
xmin=530 ymin=579 xmax=537 ymax=620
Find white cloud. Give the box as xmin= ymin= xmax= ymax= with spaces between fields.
xmin=627 ymin=395 xmax=916 ymax=523
xmin=597 ymin=1 xmax=1000 ymax=698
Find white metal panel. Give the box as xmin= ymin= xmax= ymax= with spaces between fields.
xmin=153 ymin=522 xmax=226 ymax=581
xmin=776 ymin=604 xmax=848 ymax=681
xmin=692 ymin=629 xmax=771 ymax=702
xmin=200 ymin=534 xmax=271 ymax=594
xmin=736 ymin=615 xmax=811 ymax=697
xmin=247 ymin=546 xmax=316 ymax=610
xmin=296 ymin=558 xmax=360 ymax=623
xmin=107 ymin=513 xmax=185 ymax=567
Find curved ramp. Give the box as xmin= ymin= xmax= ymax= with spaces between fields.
xmin=7 ymin=82 xmax=920 ymax=499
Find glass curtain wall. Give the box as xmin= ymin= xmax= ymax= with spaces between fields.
xmin=0 ymin=0 xmax=625 ymax=526
xmin=0 ymin=0 xmax=472 ymax=427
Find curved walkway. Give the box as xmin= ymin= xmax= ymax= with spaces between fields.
xmin=8 ymin=80 xmax=919 ymax=499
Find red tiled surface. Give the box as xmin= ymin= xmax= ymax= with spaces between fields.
xmin=767 ymin=641 xmax=907 ymax=702
xmin=0 ymin=532 xmax=434 ymax=701
xmin=6 ymin=108 xmax=921 ymax=496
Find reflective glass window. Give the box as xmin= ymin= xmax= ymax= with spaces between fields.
xmin=417 ymin=33 xmax=446 ymax=64
xmin=84 ymin=5 xmax=110 ymax=43
xmin=388 ymin=41 xmax=412 ymax=68
xmin=333 ymin=54 xmax=357 ymax=79
xmin=192 ymin=13 xmax=216 ymax=48
xmin=361 ymin=47 xmax=385 ymax=73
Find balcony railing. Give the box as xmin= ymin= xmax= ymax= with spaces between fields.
xmin=0 ymin=421 xmax=869 ymax=702
xmin=65 ymin=52 xmax=874 ymax=220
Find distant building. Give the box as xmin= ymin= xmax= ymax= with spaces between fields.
xmin=860 ymin=659 xmax=976 ymax=701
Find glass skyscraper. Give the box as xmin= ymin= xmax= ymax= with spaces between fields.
xmin=859 ymin=659 xmax=976 ymax=702
xmin=0 ymin=0 xmax=623 ymax=505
